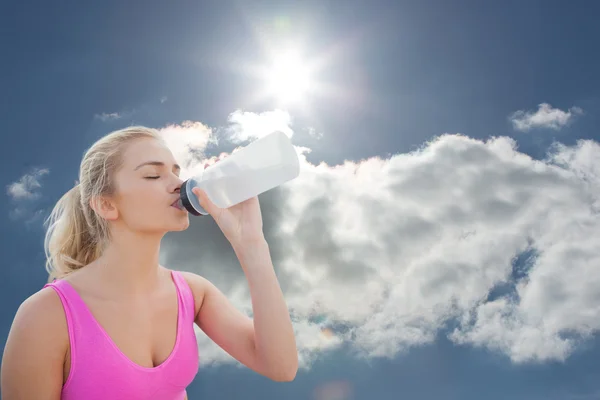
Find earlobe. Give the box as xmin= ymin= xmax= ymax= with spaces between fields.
xmin=103 ymin=204 xmax=119 ymax=221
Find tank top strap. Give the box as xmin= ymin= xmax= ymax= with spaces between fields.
xmin=44 ymin=278 xmax=92 ymax=320
xmin=42 ymin=278 xmax=104 ymax=383
xmin=170 ymin=270 xmax=196 ymax=324
xmin=43 ymin=279 xmax=78 ymax=344
xmin=43 ymin=278 xmax=108 ymax=338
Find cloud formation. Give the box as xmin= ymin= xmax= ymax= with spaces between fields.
xmin=94 ymin=112 xmax=122 ymax=122
xmin=6 ymin=167 xmax=50 ymax=223
xmin=226 ymin=109 xmax=293 ymax=142
xmin=510 ymin=103 xmax=583 ymax=132
xmin=158 ymin=112 xmax=600 ymax=370
xmin=158 ymin=120 xmax=214 ymax=179
xmin=6 ymin=167 xmax=49 ymax=201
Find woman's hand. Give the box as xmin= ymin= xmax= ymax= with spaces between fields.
xmin=192 ymin=156 xmax=265 ymax=247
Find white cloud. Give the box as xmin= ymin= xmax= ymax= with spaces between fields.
xmin=6 ymin=167 xmax=49 ymax=200
xmin=226 ymin=109 xmax=293 ymax=142
xmin=94 ymin=112 xmax=122 ymax=122
xmin=6 ymin=167 xmax=50 ymax=224
xmin=510 ymin=103 xmax=583 ymax=132
xmin=159 ymin=114 xmax=600 ymax=370
xmin=157 ymin=120 xmax=215 ymax=180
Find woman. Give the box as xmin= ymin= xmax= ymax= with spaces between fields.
xmin=1 ymin=126 xmax=298 ymax=399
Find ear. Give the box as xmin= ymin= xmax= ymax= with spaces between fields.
xmin=89 ymin=196 xmax=119 ymax=221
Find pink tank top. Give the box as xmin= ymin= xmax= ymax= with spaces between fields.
xmin=43 ymin=270 xmax=200 ymax=400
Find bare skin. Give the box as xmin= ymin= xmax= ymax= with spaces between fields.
xmin=1 ymin=137 xmax=297 ymax=399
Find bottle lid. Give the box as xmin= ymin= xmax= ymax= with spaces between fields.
xmin=180 ymin=179 xmax=205 ymax=216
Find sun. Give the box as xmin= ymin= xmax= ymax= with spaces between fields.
xmin=264 ymin=50 xmax=313 ymax=104
xmin=241 ymin=43 xmax=335 ymax=111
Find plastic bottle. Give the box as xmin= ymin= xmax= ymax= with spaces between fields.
xmin=179 ymin=131 xmax=300 ymax=216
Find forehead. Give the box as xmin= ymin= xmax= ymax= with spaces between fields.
xmin=121 ymin=138 xmax=175 ymax=168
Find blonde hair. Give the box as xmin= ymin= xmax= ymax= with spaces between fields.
xmin=43 ymin=126 xmax=164 ymax=281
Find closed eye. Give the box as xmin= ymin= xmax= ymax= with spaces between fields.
xmin=145 ymin=176 xmax=160 ymax=179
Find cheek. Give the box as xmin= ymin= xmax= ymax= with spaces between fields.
xmin=118 ymin=184 xmax=164 ymax=219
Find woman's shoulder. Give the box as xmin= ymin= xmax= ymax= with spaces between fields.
xmin=174 ymin=269 xmax=207 ymax=285
xmin=2 ymin=287 xmax=69 ymax=396
xmin=8 ymin=285 xmax=70 ymax=356
xmin=18 ymin=285 xmax=68 ymax=328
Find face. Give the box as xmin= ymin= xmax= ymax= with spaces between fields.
xmin=102 ymin=137 xmax=190 ymax=234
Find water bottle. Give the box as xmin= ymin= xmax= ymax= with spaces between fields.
xmin=179 ymin=131 xmax=300 ymax=216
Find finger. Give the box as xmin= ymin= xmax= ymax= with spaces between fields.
xmin=192 ymin=187 xmax=208 ymax=211
xmin=192 ymin=187 xmax=216 ymax=214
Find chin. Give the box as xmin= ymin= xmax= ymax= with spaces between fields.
xmin=170 ymin=216 xmax=190 ymax=231
xmin=144 ymin=210 xmax=190 ymax=233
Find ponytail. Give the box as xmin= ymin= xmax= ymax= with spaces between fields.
xmin=44 ymin=183 xmax=102 ymax=281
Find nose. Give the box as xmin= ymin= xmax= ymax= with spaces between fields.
xmin=172 ymin=177 xmax=184 ymax=193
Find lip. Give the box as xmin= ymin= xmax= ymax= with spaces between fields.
xmin=171 ymin=198 xmax=186 ymax=211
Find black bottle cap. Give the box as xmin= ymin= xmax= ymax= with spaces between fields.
xmin=180 ymin=179 xmax=202 ymax=216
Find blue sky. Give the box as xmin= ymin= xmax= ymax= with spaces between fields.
xmin=2 ymin=1 xmax=600 ymax=399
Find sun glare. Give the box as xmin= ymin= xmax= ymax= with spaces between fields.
xmin=265 ymin=50 xmax=312 ymax=104
xmin=243 ymin=42 xmax=335 ymax=112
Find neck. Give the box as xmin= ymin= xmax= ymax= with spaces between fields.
xmin=94 ymin=224 xmax=165 ymax=297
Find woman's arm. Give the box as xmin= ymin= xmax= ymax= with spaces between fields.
xmin=187 ymin=184 xmax=298 ymax=381
xmin=1 ymin=288 xmax=68 ymax=400
xmin=182 ymin=239 xmax=298 ymax=382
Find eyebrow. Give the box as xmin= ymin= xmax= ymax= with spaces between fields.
xmin=134 ymin=161 xmax=181 ymax=172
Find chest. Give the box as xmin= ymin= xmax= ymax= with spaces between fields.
xmin=60 ymin=283 xmax=201 ymax=396
xmin=61 ymin=291 xmax=200 ymax=398
xmin=85 ymin=292 xmax=180 ymax=369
